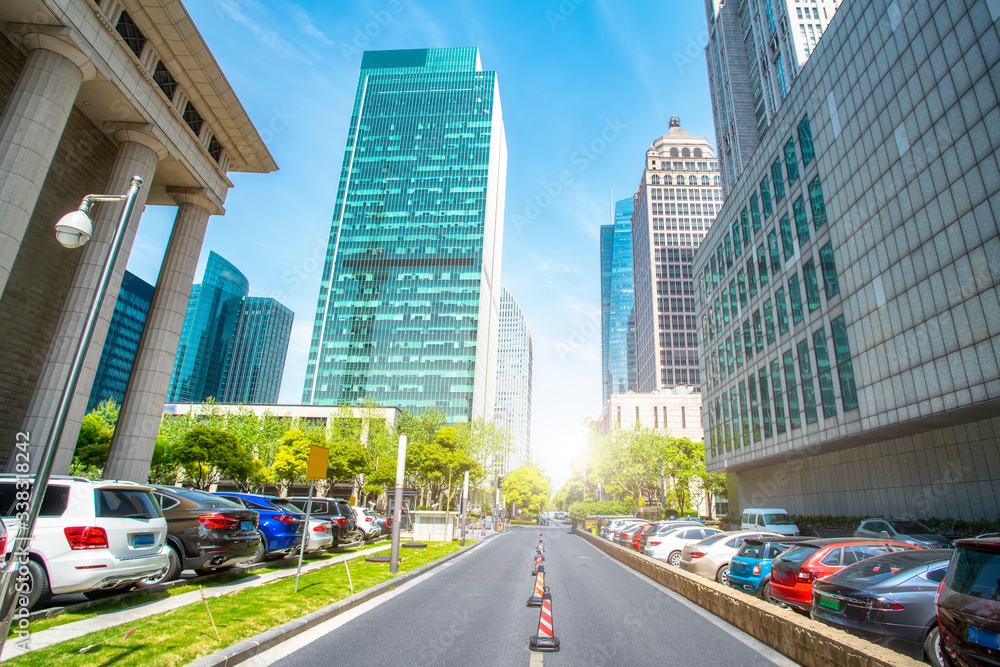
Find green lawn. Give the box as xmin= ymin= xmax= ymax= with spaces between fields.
xmin=8 ymin=542 xmax=462 ymax=666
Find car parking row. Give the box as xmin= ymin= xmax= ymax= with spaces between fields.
xmin=0 ymin=475 xmax=393 ymax=611
xmin=595 ymin=514 xmax=1000 ymax=667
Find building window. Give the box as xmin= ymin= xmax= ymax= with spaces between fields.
xmin=750 ymin=194 xmax=762 ymax=234
xmin=723 ymin=390 xmax=732 ymax=451
xmin=743 ymin=319 xmax=754 ymax=361
xmin=798 ymin=340 xmax=818 ymax=423
xmin=771 ymin=159 xmax=785 ymax=204
xmin=726 ymin=336 xmax=734 ymax=375
xmin=739 ymin=383 xmax=750 ymax=445
xmin=819 ymin=242 xmax=840 ymax=297
xmin=753 ymin=310 xmax=764 ymax=354
xmin=803 ymin=260 xmax=821 ymax=311
xmin=760 ymin=177 xmax=773 ymax=218
xmin=784 ymin=350 xmax=801 ymax=429
xmin=784 ymin=139 xmax=799 ymax=184
xmin=115 ymin=11 xmax=147 ymax=58
xmin=207 ymin=136 xmax=224 ymax=163
xmin=724 ymin=234 xmax=733 ymax=268
xmin=757 ymin=243 xmax=769 ymax=286
xmin=768 ymin=230 xmax=781 ymax=275
xmin=730 ymin=388 xmax=740 ymax=448
xmin=652 ymin=174 xmax=661 ymax=184
xmin=789 ymin=275 xmax=804 ymax=323
xmin=748 ymin=373 xmax=761 ymax=442
xmin=738 ymin=270 xmax=748 ymax=307
xmin=813 ymin=328 xmax=837 ymax=418
xmin=759 ymin=368 xmax=773 ymax=437
xmin=718 ymin=343 xmax=727 ymax=381
xmin=731 ymin=223 xmax=742 ymax=259
xmin=183 ymin=101 xmax=204 ymax=136
xmin=776 ymin=287 xmax=789 ymax=334
xmin=809 ymin=177 xmax=827 ymax=229
xmin=152 ymin=61 xmax=178 ymax=101
xmin=735 ymin=326 xmax=744 ymax=368
xmin=763 ymin=299 xmax=776 ymax=344
xmin=779 ymin=214 xmax=795 ymax=261
xmin=793 ymin=197 xmax=809 ymax=245
xmin=740 ymin=208 xmax=751 ymax=247
xmin=746 ymin=258 xmax=758 ymax=298
xmin=832 ymin=316 xmax=859 ymax=411
xmin=771 ymin=359 xmax=786 ymax=434
xmin=798 ymin=115 xmax=815 ymax=165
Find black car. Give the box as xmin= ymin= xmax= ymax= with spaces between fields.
xmin=286 ymin=496 xmax=357 ymax=546
xmin=811 ymin=548 xmax=951 ymax=666
xmin=937 ymin=536 xmax=1000 ymax=666
xmin=146 ymin=486 xmax=260 ymax=583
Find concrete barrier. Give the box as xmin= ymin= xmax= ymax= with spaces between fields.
xmin=575 ymin=529 xmax=924 ymax=667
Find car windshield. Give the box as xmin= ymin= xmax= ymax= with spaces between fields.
xmin=763 ymin=513 xmax=794 ymax=525
xmin=827 ymin=551 xmax=948 ymax=586
xmin=887 ymin=520 xmax=933 ymax=535
xmin=695 ymin=533 xmax=731 ymax=547
xmin=947 ymin=547 xmax=1000 ymax=600
xmin=776 ymin=545 xmax=819 ymax=565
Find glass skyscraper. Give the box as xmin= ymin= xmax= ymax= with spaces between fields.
xmin=600 ymin=198 xmax=638 ymax=404
xmin=167 ymin=252 xmax=249 ymax=403
xmin=88 ymin=271 xmax=154 ymax=412
xmin=494 ymin=286 xmax=532 ymax=472
xmin=219 ymin=297 xmax=294 ymax=405
xmin=302 ymin=48 xmax=507 ymax=422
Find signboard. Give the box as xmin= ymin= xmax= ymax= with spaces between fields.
xmin=306 ymin=445 xmax=329 ymax=480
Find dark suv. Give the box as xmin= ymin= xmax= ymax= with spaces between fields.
xmin=147 ymin=486 xmax=260 ymax=583
xmin=286 ymin=497 xmax=357 ymax=546
xmin=937 ymin=536 xmax=1000 ymax=666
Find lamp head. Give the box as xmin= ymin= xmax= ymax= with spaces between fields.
xmin=55 ymin=209 xmax=92 ymax=248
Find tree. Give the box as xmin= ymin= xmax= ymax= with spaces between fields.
xmin=71 ymin=399 xmax=120 ymax=474
xmin=148 ymin=436 xmax=180 ymax=484
xmin=272 ymin=429 xmax=322 ymax=495
xmin=173 ymin=424 xmax=241 ymax=489
xmin=503 ymin=465 xmax=551 ymax=516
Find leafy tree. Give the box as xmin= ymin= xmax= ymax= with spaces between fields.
xmin=148 ymin=436 xmax=180 ymax=484
xmin=503 ymin=465 xmax=551 ymax=515
xmin=272 ymin=429 xmax=323 ymax=494
xmin=173 ymin=424 xmax=240 ymax=489
xmin=71 ymin=399 xmax=120 ymax=474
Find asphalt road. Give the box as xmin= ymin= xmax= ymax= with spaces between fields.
xmin=262 ymin=524 xmax=794 ymax=667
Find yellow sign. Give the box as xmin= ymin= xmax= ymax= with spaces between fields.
xmin=306 ymin=445 xmax=329 ymax=480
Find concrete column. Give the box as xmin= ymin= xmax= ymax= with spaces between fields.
xmin=18 ymin=136 xmax=164 ymax=475
xmin=103 ymin=196 xmax=214 ymax=482
xmin=0 ymin=36 xmax=96 ymax=299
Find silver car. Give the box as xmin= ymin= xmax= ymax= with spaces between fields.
xmin=679 ymin=530 xmax=780 ymax=585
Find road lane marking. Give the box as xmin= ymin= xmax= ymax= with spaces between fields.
xmin=580 ymin=539 xmax=797 ymax=667
xmin=529 ymin=649 xmax=544 ymax=666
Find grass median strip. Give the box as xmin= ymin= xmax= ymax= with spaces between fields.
xmin=7 ymin=542 xmax=463 ymax=667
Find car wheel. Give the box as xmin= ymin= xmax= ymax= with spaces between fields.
xmin=716 ymin=564 xmax=730 ymax=586
xmin=760 ymin=579 xmax=773 ymax=603
xmin=668 ymin=551 xmax=682 ymax=567
xmin=248 ymin=532 xmax=267 ymax=565
xmin=23 ymin=559 xmax=52 ymax=610
xmin=140 ymin=544 xmax=181 ymax=587
xmin=924 ymin=626 xmax=944 ymax=667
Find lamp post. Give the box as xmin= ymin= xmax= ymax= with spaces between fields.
xmin=0 ymin=177 xmax=144 ymax=651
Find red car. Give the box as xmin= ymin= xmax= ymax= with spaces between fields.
xmin=633 ymin=523 xmax=660 ymax=551
xmin=769 ymin=538 xmax=918 ymax=612
xmin=612 ymin=521 xmax=649 ymax=547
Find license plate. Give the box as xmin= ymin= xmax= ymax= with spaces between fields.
xmin=968 ymin=625 xmax=1000 ymax=650
xmin=817 ymin=594 xmax=842 ymax=611
xmin=240 ymin=521 xmax=253 ymax=532
xmin=132 ymin=533 xmax=155 ymax=547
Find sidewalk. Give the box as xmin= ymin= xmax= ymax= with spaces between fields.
xmin=0 ymin=544 xmax=392 ymax=662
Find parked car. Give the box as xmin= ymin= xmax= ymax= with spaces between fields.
xmin=854 ymin=518 xmax=952 ymax=549
xmin=680 ymin=531 xmax=781 ymax=585
xmin=741 ymin=508 xmax=801 ymax=536
xmin=286 ymin=496 xmax=356 ymax=546
xmin=937 ymin=535 xmax=1000 ymax=666
xmin=372 ymin=511 xmax=390 ymax=536
xmin=633 ymin=522 xmax=663 ymax=552
xmin=598 ymin=516 xmax=637 ymax=539
xmin=0 ymin=475 xmax=168 ymax=609
xmin=812 ymin=548 xmax=950 ymax=666
xmin=769 ymin=538 xmax=918 ymax=613
xmin=303 ymin=518 xmax=334 ymax=552
xmin=634 ymin=521 xmax=693 ymax=552
xmin=213 ymin=492 xmax=304 ymax=561
xmin=610 ymin=521 xmax=647 ymax=544
xmin=614 ymin=521 xmax=650 ymax=548
xmin=647 ymin=525 xmax=724 ymax=566
xmin=728 ymin=536 xmax=813 ymax=601
xmin=146 ymin=485 xmax=260 ymax=583
xmin=352 ymin=506 xmax=380 ymax=539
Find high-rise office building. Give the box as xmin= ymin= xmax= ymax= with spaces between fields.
xmin=302 ymin=48 xmax=507 ymax=422
xmin=632 ymin=118 xmax=722 ymax=393
xmin=494 ymin=286 xmax=532 ymax=472
xmin=167 ymin=252 xmax=249 ymax=403
xmin=705 ymin=0 xmax=841 ymax=195
xmin=219 ymin=297 xmax=294 ymax=405
xmin=601 ymin=198 xmax=637 ymax=403
xmin=696 ymin=0 xmax=1000 ymax=520
xmin=87 ymin=271 xmax=154 ymax=412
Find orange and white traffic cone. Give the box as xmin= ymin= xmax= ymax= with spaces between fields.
xmin=531 ymin=552 xmax=544 ymax=576
xmin=529 ymin=587 xmax=560 ymax=652
xmin=526 ymin=569 xmax=544 ymax=606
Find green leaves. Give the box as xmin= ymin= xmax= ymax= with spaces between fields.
xmin=502 ymin=465 xmax=550 ymax=515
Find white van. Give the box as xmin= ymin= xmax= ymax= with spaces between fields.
xmin=741 ymin=508 xmax=800 ymax=536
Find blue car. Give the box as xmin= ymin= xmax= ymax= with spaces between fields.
xmin=213 ymin=492 xmax=305 ymax=562
xmin=729 ymin=536 xmax=811 ymax=601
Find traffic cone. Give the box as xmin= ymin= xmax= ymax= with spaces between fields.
xmin=532 ymin=552 xmax=544 ymax=576
xmin=529 ymin=587 xmax=560 ymax=652
xmin=526 ymin=570 xmax=544 ymax=606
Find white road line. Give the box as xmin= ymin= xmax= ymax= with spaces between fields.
xmin=581 ymin=539 xmax=797 ymax=667
xmin=529 ymin=649 xmax=544 ymax=666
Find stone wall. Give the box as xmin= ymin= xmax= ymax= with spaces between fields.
xmin=575 ymin=529 xmax=923 ymax=667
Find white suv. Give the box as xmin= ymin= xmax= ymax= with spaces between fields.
xmin=351 ymin=506 xmax=380 ymax=539
xmin=0 ymin=475 xmax=168 ymax=609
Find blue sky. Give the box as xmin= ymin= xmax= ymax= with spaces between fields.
xmin=130 ymin=0 xmax=718 ymax=489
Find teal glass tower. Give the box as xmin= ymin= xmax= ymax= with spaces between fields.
xmin=303 ymin=48 xmax=507 ymax=421
xmin=600 ymin=198 xmax=637 ymax=403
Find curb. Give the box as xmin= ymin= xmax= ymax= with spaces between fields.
xmin=186 ymin=536 xmax=494 ymax=667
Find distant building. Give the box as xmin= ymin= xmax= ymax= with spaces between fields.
xmin=598 ymin=388 xmax=703 ymax=442
xmin=219 ymin=297 xmax=294 ymax=405
xmin=631 ymin=118 xmax=722 ymax=394
xmin=302 ymin=48 xmax=507 ymax=423
xmin=494 ymin=286 xmax=532 ymax=472
xmin=705 ymin=0 xmax=842 ymax=194
xmin=601 ymin=198 xmax=638 ymax=403
xmin=87 ymin=271 xmax=154 ymax=412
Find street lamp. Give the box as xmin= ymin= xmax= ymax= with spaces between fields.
xmin=0 ymin=177 xmax=144 ymax=651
